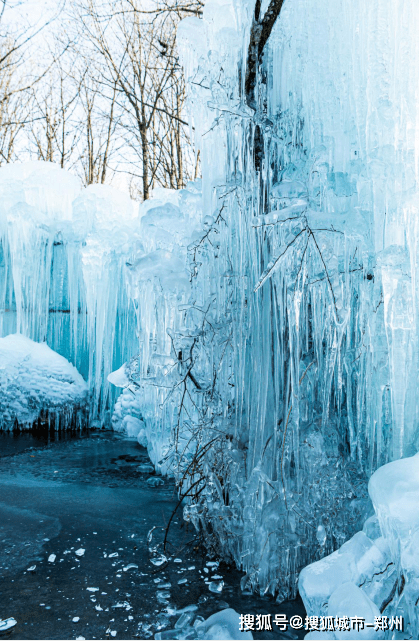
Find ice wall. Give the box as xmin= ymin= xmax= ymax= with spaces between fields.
xmin=109 ymin=183 xmax=204 ymax=470
xmin=145 ymin=0 xmax=419 ymax=606
xmin=0 ymin=161 xmax=138 ymax=426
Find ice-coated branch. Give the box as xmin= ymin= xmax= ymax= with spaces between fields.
xmin=245 ymin=0 xmax=285 ymax=109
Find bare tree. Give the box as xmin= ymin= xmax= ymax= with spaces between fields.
xmin=0 ymin=38 xmax=32 ymax=163
xmin=28 ymin=64 xmax=80 ymax=165
xmin=78 ymin=72 xmax=120 ymax=185
xmin=74 ymin=0 xmax=197 ymax=199
xmin=0 ymin=0 xmax=68 ymax=164
xmin=0 ymin=0 xmax=199 ymax=195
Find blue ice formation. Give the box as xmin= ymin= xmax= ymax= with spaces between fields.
xmin=1 ymin=0 xmax=419 ymax=635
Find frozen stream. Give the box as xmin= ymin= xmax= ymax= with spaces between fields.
xmin=0 ymin=431 xmax=305 ymax=640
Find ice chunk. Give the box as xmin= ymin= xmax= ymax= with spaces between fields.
xmin=48 ymin=554 xmax=56 ymax=563
xmin=208 ymin=580 xmax=224 ymax=593
xmin=107 ymin=363 xmax=129 ymax=388
xmin=299 ymin=532 xmax=390 ymax=616
xmin=195 ymin=609 xmax=253 ymax=640
xmin=150 ymin=554 xmax=167 ymax=567
xmin=327 ymin=582 xmax=383 ymax=640
xmin=75 ymin=549 xmax=85 ymax=557
xmin=0 ymin=618 xmax=17 ymax=631
xmin=147 ymin=477 xmax=164 ymax=487
xmin=175 ymin=607 xmax=194 ymax=626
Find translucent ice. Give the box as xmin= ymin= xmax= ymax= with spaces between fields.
xmin=299 ymin=532 xmax=391 ymax=617
xmin=0 ymin=161 xmax=138 ymax=426
xmin=327 ymin=583 xmax=382 ymax=640
xmin=170 ymin=0 xmax=419 ymax=607
xmin=196 ymin=609 xmax=253 ymax=640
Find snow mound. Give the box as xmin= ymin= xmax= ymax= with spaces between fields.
xmin=0 ymin=334 xmax=88 ymax=430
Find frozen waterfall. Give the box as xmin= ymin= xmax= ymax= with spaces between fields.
xmin=2 ymin=0 xmax=419 ymax=636
xmin=0 ymin=161 xmax=139 ymax=426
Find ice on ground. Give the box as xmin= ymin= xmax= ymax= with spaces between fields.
xmin=123 ymin=564 xmax=138 ymax=571
xmin=327 ymin=583 xmax=383 ymax=640
xmin=0 ymin=334 xmax=87 ymax=430
xmin=3 ymin=0 xmax=419 ymax=630
xmin=0 ymin=618 xmax=17 ymax=632
xmin=195 ymin=608 xmax=253 ymax=640
xmin=156 ymin=608 xmax=253 ymax=641
xmin=147 ymin=477 xmax=164 ymax=487
xmin=299 ymin=531 xmax=391 ymax=616
xmin=299 ymin=452 xmax=419 ymax=633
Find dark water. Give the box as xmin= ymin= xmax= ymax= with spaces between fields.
xmin=0 ymin=430 xmax=305 ymax=640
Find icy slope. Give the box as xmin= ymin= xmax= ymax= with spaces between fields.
xmin=0 ymin=334 xmax=87 ymax=430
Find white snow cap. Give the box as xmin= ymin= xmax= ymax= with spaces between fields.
xmin=0 ymin=334 xmax=87 ymax=429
